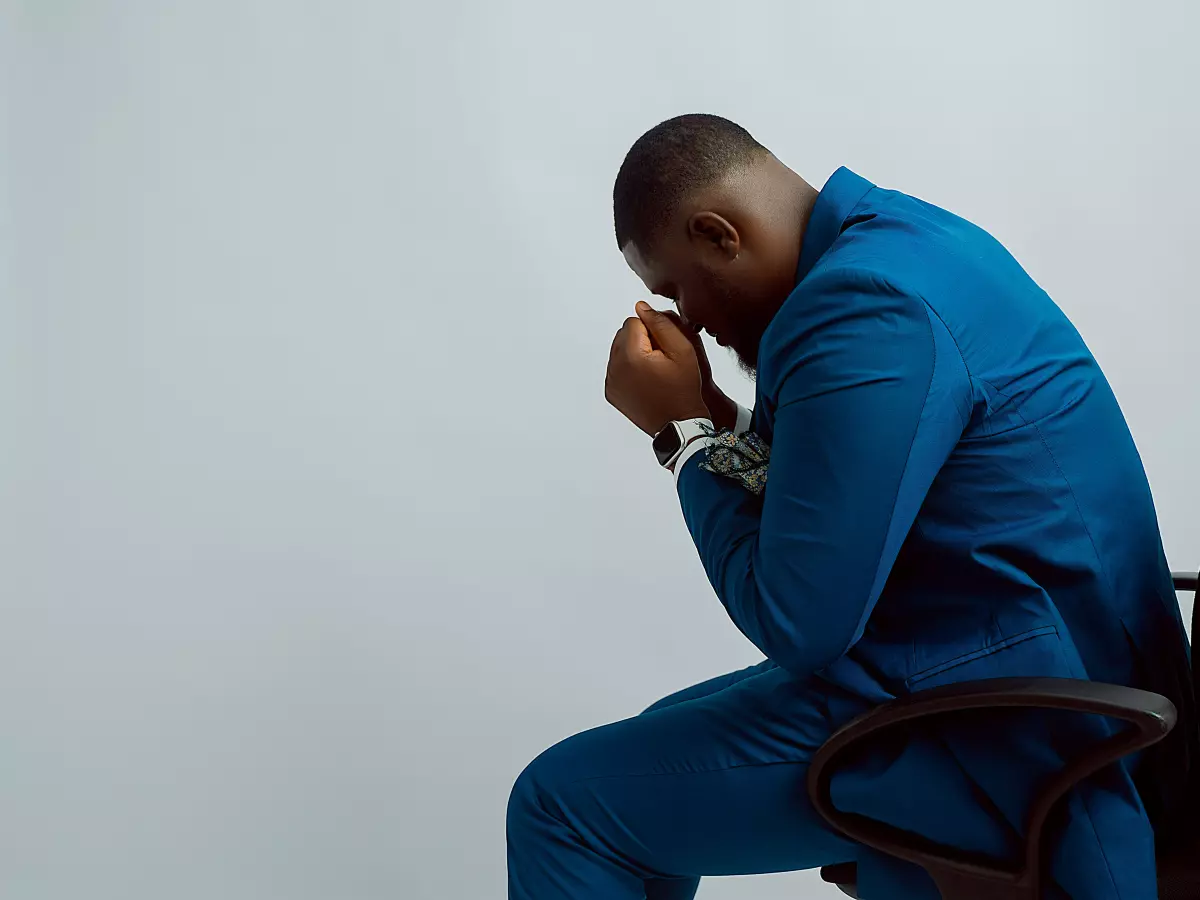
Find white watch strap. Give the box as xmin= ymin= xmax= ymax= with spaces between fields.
xmin=661 ymin=416 xmax=713 ymax=480
xmin=673 ymin=434 xmax=714 ymax=485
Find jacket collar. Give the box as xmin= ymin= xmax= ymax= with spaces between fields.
xmin=795 ymin=166 xmax=875 ymax=285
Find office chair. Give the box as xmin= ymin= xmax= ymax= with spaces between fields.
xmin=810 ymin=572 xmax=1200 ymax=900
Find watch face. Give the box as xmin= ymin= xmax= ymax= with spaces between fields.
xmin=652 ymin=423 xmax=682 ymax=466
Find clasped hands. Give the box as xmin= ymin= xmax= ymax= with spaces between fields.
xmin=604 ymin=301 xmax=738 ymax=437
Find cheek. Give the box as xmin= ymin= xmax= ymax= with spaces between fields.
xmin=695 ymin=275 xmax=736 ymax=325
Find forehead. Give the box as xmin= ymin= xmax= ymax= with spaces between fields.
xmin=621 ymin=241 xmax=656 ymax=290
xmin=623 ymin=238 xmax=688 ymax=295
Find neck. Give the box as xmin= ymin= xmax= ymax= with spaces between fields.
xmin=770 ymin=157 xmax=820 ymax=263
xmin=736 ymin=161 xmax=821 ymax=364
xmin=792 ymin=178 xmax=820 ymax=248
xmin=757 ymin=157 xmax=820 ymax=302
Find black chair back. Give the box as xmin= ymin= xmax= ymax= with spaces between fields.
xmin=817 ymin=571 xmax=1200 ymax=899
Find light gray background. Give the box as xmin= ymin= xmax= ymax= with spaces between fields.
xmin=4 ymin=2 xmax=1199 ymax=898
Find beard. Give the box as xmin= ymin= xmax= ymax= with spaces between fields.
xmin=731 ymin=348 xmax=757 ymax=381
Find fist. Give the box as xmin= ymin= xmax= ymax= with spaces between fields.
xmin=661 ymin=309 xmax=737 ymax=433
xmin=604 ymin=302 xmax=710 ymax=436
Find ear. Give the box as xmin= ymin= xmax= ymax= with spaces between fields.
xmin=686 ymin=211 xmax=740 ymax=262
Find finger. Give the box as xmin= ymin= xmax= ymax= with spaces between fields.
xmin=609 ymin=316 xmax=641 ymax=358
xmin=635 ymin=302 xmax=695 ymax=360
xmin=660 ymin=309 xmax=695 ymax=339
xmin=662 ymin=310 xmax=707 ymax=355
xmin=662 ymin=311 xmax=713 ymax=383
xmin=620 ymin=314 xmax=653 ymax=355
xmin=609 ymin=325 xmax=624 ymax=361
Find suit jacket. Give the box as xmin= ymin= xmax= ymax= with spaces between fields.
xmin=675 ymin=167 xmax=1196 ymax=898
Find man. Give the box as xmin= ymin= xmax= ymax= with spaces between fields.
xmin=507 ymin=114 xmax=1195 ymax=899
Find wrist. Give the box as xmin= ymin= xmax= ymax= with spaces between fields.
xmin=703 ymin=389 xmax=737 ymax=432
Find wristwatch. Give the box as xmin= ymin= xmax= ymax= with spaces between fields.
xmin=652 ymin=418 xmax=713 ymax=469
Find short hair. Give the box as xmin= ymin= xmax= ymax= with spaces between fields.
xmin=613 ymin=114 xmax=767 ymax=251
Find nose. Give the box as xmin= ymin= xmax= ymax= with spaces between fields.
xmin=678 ymin=311 xmax=702 ymax=334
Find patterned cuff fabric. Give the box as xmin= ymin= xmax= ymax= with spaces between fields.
xmin=697 ymin=423 xmax=771 ymax=495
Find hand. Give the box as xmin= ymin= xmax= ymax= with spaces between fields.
xmin=661 ymin=310 xmax=739 ymax=433
xmin=605 ymin=301 xmax=711 ymax=436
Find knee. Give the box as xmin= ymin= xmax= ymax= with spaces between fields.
xmin=507 ymin=755 xmax=544 ymax=833
xmin=642 ymin=690 xmax=686 ymax=716
xmin=641 ymin=696 xmax=671 ymax=716
xmin=507 ymin=738 xmax=578 ymax=837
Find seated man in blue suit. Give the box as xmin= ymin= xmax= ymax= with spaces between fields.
xmin=506 ymin=114 xmax=1196 ymax=899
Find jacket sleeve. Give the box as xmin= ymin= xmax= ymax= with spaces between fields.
xmin=675 ymin=269 xmax=971 ymax=677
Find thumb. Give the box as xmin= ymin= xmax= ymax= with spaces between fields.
xmin=662 ymin=309 xmax=709 ymax=356
xmin=635 ymin=302 xmax=695 ymax=360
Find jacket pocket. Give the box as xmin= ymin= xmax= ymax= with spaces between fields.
xmin=905 ymin=624 xmax=1063 ymax=691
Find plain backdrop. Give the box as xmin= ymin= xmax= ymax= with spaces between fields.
xmin=4 ymin=2 xmax=1199 ymax=898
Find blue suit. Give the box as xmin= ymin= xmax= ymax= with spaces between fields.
xmin=507 ymin=169 xmax=1195 ymax=899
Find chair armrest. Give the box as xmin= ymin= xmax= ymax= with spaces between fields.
xmin=807 ymin=677 xmax=1176 ymax=895
xmin=1172 ymin=571 xmax=1198 ymax=593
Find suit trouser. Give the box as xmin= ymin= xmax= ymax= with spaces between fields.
xmin=507 ymin=660 xmax=945 ymax=899
xmin=506 ymin=657 xmax=1157 ymax=900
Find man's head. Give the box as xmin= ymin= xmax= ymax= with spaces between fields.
xmin=614 ymin=114 xmax=816 ymax=376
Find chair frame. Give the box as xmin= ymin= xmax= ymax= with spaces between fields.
xmin=807 ymin=572 xmax=1197 ymax=900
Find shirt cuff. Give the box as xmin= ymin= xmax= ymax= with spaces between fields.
xmin=734 ymin=403 xmax=753 ymax=434
xmin=672 ymin=436 xmax=714 ymax=486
